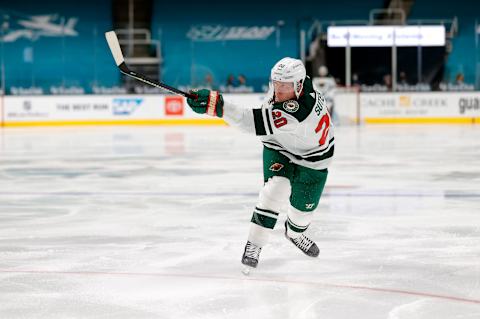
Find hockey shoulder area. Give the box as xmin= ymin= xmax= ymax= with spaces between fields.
xmin=253 ymin=90 xmax=325 ymax=137
xmin=253 ymin=107 xmax=300 ymax=136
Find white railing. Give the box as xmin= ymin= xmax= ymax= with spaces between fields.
xmin=115 ymin=28 xmax=162 ymax=65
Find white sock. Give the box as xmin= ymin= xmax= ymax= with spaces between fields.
xmin=247 ymin=223 xmax=272 ymax=247
xmin=286 ymin=206 xmax=314 ymax=239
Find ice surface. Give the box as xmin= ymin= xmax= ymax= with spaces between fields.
xmin=0 ymin=125 xmax=479 ymax=318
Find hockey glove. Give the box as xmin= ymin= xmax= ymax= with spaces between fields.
xmin=187 ymin=89 xmax=224 ymax=117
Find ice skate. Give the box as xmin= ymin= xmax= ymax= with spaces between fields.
xmin=284 ymin=221 xmax=319 ymax=257
xmin=241 ymin=241 xmax=262 ymax=274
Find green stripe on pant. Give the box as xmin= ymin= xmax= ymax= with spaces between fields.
xmin=251 ymin=208 xmax=279 ymax=229
xmin=287 ymin=217 xmax=309 ymax=233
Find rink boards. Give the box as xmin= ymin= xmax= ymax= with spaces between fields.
xmin=335 ymin=91 xmax=480 ymax=124
xmin=0 ymin=91 xmax=479 ymax=126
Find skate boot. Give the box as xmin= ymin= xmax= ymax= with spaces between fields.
xmin=284 ymin=221 xmax=319 ymax=257
xmin=241 ymin=241 xmax=262 ymax=274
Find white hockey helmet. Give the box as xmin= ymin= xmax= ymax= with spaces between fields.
xmin=270 ymin=57 xmax=306 ymax=99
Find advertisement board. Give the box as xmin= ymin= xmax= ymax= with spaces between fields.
xmin=327 ymin=25 xmax=446 ymax=47
xmin=2 ymin=94 xmax=266 ymax=126
xmin=2 ymin=92 xmax=479 ymax=126
xmin=164 ymin=96 xmax=185 ymax=116
xmin=359 ymin=92 xmax=480 ymax=123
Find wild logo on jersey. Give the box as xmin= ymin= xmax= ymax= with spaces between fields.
xmin=283 ymin=100 xmax=299 ymax=113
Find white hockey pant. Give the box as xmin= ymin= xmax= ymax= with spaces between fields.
xmin=247 ymin=176 xmax=315 ymax=246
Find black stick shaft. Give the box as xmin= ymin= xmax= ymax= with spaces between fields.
xmin=118 ymin=63 xmax=197 ymax=99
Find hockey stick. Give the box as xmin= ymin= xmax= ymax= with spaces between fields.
xmin=105 ymin=31 xmax=196 ymax=99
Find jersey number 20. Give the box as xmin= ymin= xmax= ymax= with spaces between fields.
xmin=315 ymin=114 xmax=330 ymax=145
xmin=272 ymin=111 xmax=287 ymax=128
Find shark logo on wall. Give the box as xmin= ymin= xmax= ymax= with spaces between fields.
xmin=2 ymin=14 xmax=78 ymax=42
xmin=187 ymin=25 xmax=275 ymax=42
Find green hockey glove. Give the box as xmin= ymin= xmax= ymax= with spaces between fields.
xmin=187 ymin=89 xmax=224 ymax=117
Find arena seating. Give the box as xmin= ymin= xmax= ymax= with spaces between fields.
xmin=409 ymin=1 xmax=477 ymax=85
xmin=151 ymin=0 xmax=384 ymax=92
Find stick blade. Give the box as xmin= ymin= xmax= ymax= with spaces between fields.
xmin=105 ymin=31 xmax=124 ymax=66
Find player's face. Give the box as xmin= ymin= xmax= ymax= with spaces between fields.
xmin=273 ymin=81 xmax=295 ymax=102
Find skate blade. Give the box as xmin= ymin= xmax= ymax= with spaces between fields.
xmin=242 ymin=266 xmax=253 ymax=276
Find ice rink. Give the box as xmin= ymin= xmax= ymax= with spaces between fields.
xmin=0 ymin=124 xmax=479 ymax=318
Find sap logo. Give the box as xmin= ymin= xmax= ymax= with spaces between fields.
xmin=112 ymin=98 xmax=143 ymax=115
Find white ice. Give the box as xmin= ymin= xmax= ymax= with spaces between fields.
xmin=0 ymin=125 xmax=479 ymax=318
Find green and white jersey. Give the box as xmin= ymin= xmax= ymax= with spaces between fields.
xmin=223 ymin=77 xmax=334 ymax=170
xmin=255 ymin=79 xmax=333 ymax=170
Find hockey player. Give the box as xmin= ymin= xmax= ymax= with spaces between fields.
xmin=312 ymin=65 xmax=337 ymax=121
xmin=186 ymin=57 xmax=334 ymax=271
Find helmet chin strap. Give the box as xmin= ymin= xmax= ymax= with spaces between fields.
xmin=294 ymin=79 xmax=304 ymax=99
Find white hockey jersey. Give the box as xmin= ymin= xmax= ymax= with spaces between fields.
xmin=223 ymin=77 xmax=334 ymax=170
